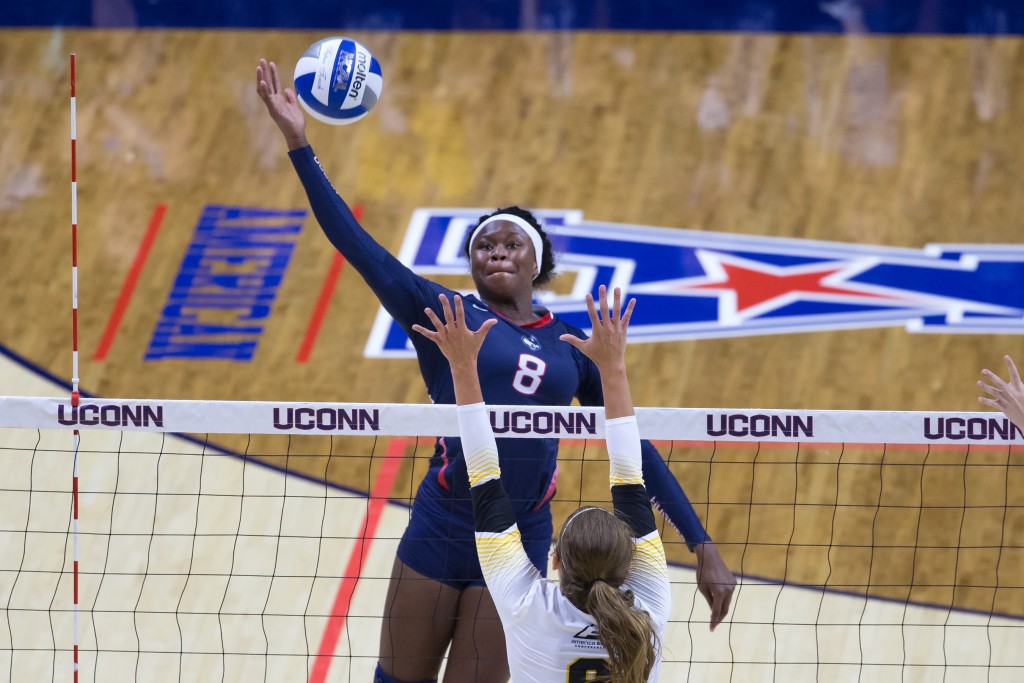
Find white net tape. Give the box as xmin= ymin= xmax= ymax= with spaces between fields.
xmin=1 ymin=396 xmax=1021 ymax=444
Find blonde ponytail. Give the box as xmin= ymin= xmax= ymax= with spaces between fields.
xmin=586 ymin=581 xmax=657 ymax=682
xmin=556 ymin=509 xmax=658 ymax=683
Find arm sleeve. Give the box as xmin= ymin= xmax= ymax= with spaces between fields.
xmin=288 ymin=145 xmax=436 ymax=326
xmin=606 ymin=416 xmax=671 ymax=625
xmin=641 ymin=441 xmax=712 ymax=550
xmin=459 ymin=403 xmax=541 ymax=623
xmin=605 ymin=416 xmax=654 ymax=536
xmin=575 ymin=352 xmax=712 ymax=550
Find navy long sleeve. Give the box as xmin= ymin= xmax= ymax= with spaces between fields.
xmin=289 ymin=145 xmax=434 ymax=328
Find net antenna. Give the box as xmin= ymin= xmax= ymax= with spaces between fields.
xmin=69 ymin=51 xmax=81 ymax=683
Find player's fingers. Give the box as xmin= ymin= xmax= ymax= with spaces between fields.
xmin=719 ymin=582 xmax=735 ymax=617
xmin=475 ymin=318 xmax=498 ymax=337
xmin=559 ymin=333 xmax=586 ymax=350
xmin=584 ymin=292 xmax=598 ymax=327
xmin=410 ymin=324 xmax=436 ymax=340
xmin=438 ymin=294 xmax=455 ymax=325
xmin=698 ymin=581 xmax=713 ymax=610
xmin=261 ymin=62 xmax=274 ymax=94
xmin=257 ymin=80 xmax=273 ymax=102
xmin=598 ymin=284 xmax=609 ymax=322
xmin=710 ymin=586 xmax=734 ymax=631
xmin=453 ymin=295 xmax=465 ymax=324
xmin=709 ymin=598 xmax=724 ymax=632
xmin=979 ymin=397 xmax=1000 ymax=409
xmin=268 ymin=60 xmax=280 ymax=92
xmin=1006 ymin=355 xmax=1021 ymax=385
xmin=981 ymin=369 xmax=1007 ymax=388
xmin=611 ymin=287 xmax=621 ymax=320
xmin=978 ymin=380 xmax=1001 ymax=397
xmin=621 ymin=297 xmax=636 ymax=327
xmin=422 ymin=306 xmax=444 ymax=331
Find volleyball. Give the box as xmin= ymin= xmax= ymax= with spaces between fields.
xmin=293 ymin=36 xmax=383 ymax=126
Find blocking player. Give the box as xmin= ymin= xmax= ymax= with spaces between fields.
xmin=413 ymin=286 xmax=668 ymax=682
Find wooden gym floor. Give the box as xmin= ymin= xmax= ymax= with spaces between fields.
xmin=1 ymin=28 xmax=1023 ymax=679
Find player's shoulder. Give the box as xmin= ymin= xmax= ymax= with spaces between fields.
xmin=393 ymin=272 xmax=456 ymax=309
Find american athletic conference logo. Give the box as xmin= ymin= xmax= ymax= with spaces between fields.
xmin=571 ymin=624 xmax=603 ymax=650
xmin=363 ymin=209 xmax=1024 ymax=358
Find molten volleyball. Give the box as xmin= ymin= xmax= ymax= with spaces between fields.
xmin=293 ymin=37 xmax=383 ymax=125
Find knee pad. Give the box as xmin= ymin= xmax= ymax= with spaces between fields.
xmin=373 ymin=662 xmax=437 ymax=683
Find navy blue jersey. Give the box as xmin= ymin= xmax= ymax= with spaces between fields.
xmin=290 ymin=145 xmax=710 ymax=546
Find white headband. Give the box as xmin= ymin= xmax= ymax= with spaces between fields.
xmin=469 ymin=213 xmax=545 ymax=280
xmin=561 ymin=506 xmax=613 ymax=537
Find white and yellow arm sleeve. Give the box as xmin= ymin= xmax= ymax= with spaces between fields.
xmin=457 ymin=402 xmax=501 ymax=486
xmin=606 ymin=414 xmax=644 ymax=487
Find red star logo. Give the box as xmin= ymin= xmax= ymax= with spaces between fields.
xmin=685 ymin=257 xmax=903 ymax=315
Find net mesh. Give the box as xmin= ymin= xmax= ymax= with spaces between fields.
xmin=0 ymin=397 xmax=1021 ymax=682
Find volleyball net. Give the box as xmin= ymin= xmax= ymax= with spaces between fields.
xmin=1 ymin=396 xmax=1022 ymax=682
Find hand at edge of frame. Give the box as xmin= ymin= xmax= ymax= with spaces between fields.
xmin=978 ymin=354 xmax=1024 ymax=433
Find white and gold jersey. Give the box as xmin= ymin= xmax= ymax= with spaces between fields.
xmin=457 ymin=405 xmax=671 ymax=682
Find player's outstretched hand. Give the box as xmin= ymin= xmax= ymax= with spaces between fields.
xmin=256 ymin=58 xmax=308 ymax=150
xmin=695 ymin=541 xmax=736 ymax=632
xmin=413 ymin=294 xmax=497 ymax=370
xmin=559 ymin=285 xmax=635 ymax=372
xmin=979 ymin=354 xmax=1024 ymax=431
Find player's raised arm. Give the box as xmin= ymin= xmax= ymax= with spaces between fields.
xmin=559 ymin=286 xmax=669 ymax=679
xmin=567 ymin=286 xmax=736 ymax=631
xmin=256 ymin=58 xmax=439 ymax=329
xmin=412 ymin=295 xmax=539 ymax=619
xmin=410 ymin=294 xmax=500 ymax=491
xmin=559 ymin=286 xmax=651 ymax=506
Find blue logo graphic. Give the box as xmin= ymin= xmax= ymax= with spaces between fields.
xmin=148 ymin=205 xmax=305 ymax=361
xmin=364 ymin=209 xmax=1024 ymax=358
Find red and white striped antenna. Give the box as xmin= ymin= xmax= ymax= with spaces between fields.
xmin=69 ymin=51 xmax=81 ymax=683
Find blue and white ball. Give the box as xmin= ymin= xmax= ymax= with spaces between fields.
xmin=293 ymin=37 xmax=383 ymax=126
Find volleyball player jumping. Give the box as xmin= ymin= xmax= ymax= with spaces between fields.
xmin=413 ymin=285 xmax=668 ymax=683
xmin=257 ymin=57 xmax=733 ymax=683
